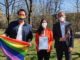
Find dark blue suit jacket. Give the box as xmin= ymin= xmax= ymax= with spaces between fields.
xmin=5 ymin=20 xmax=33 ymax=42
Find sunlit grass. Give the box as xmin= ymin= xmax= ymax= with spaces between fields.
xmin=0 ymin=29 xmax=80 ymax=60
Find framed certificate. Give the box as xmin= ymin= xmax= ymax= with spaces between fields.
xmin=39 ymin=36 xmax=49 ymax=50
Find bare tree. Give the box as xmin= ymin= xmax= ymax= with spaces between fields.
xmin=45 ymin=0 xmax=54 ymax=14
xmin=11 ymin=0 xmax=16 ymax=14
xmin=53 ymin=0 xmax=63 ymax=21
xmin=11 ymin=0 xmax=25 ymax=16
xmin=76 ymin=0 xmax=80 ymax=13
xmin=0 ymin=0 xmax=14 ymax=25
xmin=74 ymin=0 xmax=80 ymax=32
xmin=25 ymin=0 xmax=33 ymax=24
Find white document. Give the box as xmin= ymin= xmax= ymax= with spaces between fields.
xmin=39 ymin=36 xmax=48 ymax=50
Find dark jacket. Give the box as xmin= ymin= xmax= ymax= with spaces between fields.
xmin=53 ymin=22 xmax=74 ymax=48
xmin=5 ymin=20 xmax=33 ymax=42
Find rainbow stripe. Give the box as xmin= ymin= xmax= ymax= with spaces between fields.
xmin=18 ymin=16 xmax=25 ymax=19
xmin=66 ymin=29 xmax=71 ymax=39
xmin=0 ymin=35 xmax=30 ymax=60
xmin=18 ymin=16 xmax=25 ymax=20
xmin=19 ymin=18 xmax=25 ymax=20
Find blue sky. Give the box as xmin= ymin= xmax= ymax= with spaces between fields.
xmin=0 ymin=0 xmax=78 ymax=13
xmin=33 ymin=0 xmax=77 ymax=13
xmin=61 ymin=0 xmax=76 ymax=13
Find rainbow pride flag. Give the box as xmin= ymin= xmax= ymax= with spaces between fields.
xmin=0 ymin=35 xmax=30 ymax=60
xmin=66 ymin=29 xmax=71 ymax=39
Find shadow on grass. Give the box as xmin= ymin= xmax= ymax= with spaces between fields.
xmin=26 ymin=52 xmax=80 ymax=60
xmin=72 ymin=52 xmax=80 ymax=56
xmin=30 ymin=56 xmax=37 ymax=60
xmin=72 ymin=52 xmax=80 ymax=60
xmin=26 ymin=54 xmax=37 ymax=60
xmin=0 ymin=52 xmax=80 ymax=60
xmin=50 ymin=52 xmax=80 ymax=60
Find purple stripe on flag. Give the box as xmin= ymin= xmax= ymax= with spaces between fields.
xmin=0 ymin=47 xmax=20 ymax=60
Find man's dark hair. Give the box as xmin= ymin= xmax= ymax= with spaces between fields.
xmin=17 ymin=9 xmax=27 ymax=15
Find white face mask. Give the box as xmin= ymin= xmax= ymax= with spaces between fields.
xmin=42 ymin=23 xmax=47 ymax=29
xmin=59 ymin=17 xmax=66 ymax=22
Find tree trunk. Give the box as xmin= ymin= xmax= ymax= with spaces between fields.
xmin=6 ymin=0 xmax=10 ymax=25
xmin=25 ymin=0 xmax=32 ymax=24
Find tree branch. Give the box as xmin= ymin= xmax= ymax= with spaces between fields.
xmin=0 ymin=2 xmax=5 ymax=6
xmin=25 ymin=0 xmax=30 ymax=13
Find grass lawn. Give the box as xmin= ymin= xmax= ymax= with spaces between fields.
xmin=0 ymin=29 xmax=80 ymax=60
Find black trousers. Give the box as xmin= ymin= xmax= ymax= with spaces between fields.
xmin=56 ymin=46 xmax=71 ymax=60
xmin=37 ymin=50 xmax=50 ymax=60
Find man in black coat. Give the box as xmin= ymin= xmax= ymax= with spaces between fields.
xmin=53 ymin=12 xmax=74 ymax=60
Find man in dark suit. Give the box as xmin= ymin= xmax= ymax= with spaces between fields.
xmin=53 ymin=12 xmax=74 ymax=60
